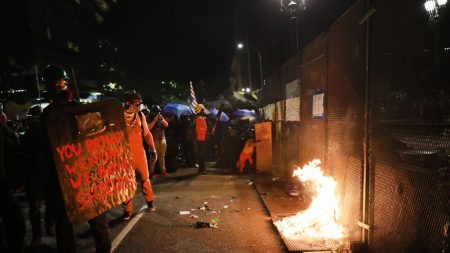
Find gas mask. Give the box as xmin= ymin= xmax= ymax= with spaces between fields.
xmin=48 ymin=85 xmax=73 ymax=104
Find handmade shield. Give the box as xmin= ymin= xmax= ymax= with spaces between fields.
xmin=46 ymin=99 xmax=136 ymax=224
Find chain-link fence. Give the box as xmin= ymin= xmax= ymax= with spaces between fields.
xmin=260 ymin=0 xmax=449 ymax=251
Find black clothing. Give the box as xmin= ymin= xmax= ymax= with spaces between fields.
xmin=0 ymin=127 xmax=26 ymax=253
xmin=196 ymin=141 xmax=207 ymax=172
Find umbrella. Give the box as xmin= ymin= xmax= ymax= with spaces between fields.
xmin=232 ymin=109 xmax=256 ymax=118
xmin=163 ymin=103 xmax=193 ymax=116
xmin=208 ymin=108 xmax=230 ymax=122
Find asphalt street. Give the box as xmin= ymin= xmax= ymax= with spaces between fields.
xmin=19 ymin=166 xmax=286 ymax=253
xmin=113 ymin=166 xmax=286 ymax=253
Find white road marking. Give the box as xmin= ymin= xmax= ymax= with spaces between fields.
xmin=111 ymin=205 xmax=147 ymax=252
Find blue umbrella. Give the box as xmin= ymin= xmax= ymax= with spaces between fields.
xmin=208 ymin=108 xmax=230 ymax=122
xmin=163 ymin=103 xmax=193 ymax=116
xmin=232 ymin=109 xmax=256 ymax=118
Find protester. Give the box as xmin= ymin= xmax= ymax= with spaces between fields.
xmin=194 ymin=104 xmax=208 ymax=174
xmin=0 ymin=123 xmax=26 ymax=253
xmin=22 ymin=105 xmax=54 ymax=247
xmin=40 ymin=64 xmax=111 ymax=253
xmin=180 ymin=115 xmax=195 ymax=167
xmin=148 ymin=105 xmax=169 ymax=177
xmin=121 ymin=90 xmax=158 ymax=220
xmin=236 ymin=128 xmax=256 ymax=173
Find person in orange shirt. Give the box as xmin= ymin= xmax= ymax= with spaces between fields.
xmin=194 ymin=104 xmax=207 ymax=174
xmin=236 ymin=129 xmax=256 ymax=173
xmin=236 ymin=137 xmax=256 ymax=173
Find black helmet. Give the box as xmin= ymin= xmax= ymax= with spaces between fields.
xmin=151 ymin=105 xmax=161 ymax=114
xmin=42 ymin=64 xmax=69 ymax=83
xmin=123 ymin=90 xmax=141 ymax=103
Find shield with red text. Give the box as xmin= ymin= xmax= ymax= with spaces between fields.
xmin=46 ymin=99 xmax=136 ymax=224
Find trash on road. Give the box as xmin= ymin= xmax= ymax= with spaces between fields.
xmin=223 ymin=205 xmax=229 ymax=209
xmin=178 ymin=211 xmax=191 ymax=215
xmin=175 ymin=195 xmax=180 ymax=199
xmin=195 ymin=218 xmax=220 ymax=229
xmin=195 ymin=221 xmax=218 ymax=229
xmin=210 ymin=218 xmax=220 ymax=228
xmin=199 ymin=203 xmax=210 ymax=211
xmin=195 ymin=221 xmax=210 ymax=228
xmin=248 ymin=181 xmax=253 ymax=186
xmin=189 ymin=214 xmax=199 ymax=219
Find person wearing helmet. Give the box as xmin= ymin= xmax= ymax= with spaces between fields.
xmin=41 ymin=64 xmax=111 ymax=253
xmin=41 ymin=64 xmax=74 ymax=105
xmin=147 ymin=105 xmax=169 ymax=177
xmin=194 ymin=104 xmax=208 ymax=174
xmin=121 ymin=90 xmax=158 ymax=220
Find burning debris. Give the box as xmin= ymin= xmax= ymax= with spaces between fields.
xmin=274 ymin=159 xmax=346 ymax=247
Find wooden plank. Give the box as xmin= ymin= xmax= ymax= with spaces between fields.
xmin=46 ymin=99 xmax=136 ymax=224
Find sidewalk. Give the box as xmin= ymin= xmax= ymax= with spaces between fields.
xmin=203 ymin=162 xmax=308 ymax=220
xmin=249 ymin=172 xmax=307 ymax=219
xmin=249 ymin=172 xmax=349 ymax=253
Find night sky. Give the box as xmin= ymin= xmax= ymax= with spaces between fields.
xmin=104 ymin=0 xmax=355 ymax=98
xmin=104 ymin=0 xmax=235 ymax=95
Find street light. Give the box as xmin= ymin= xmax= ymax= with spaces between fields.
xmin=237 ymin=42 xmax=264 ymax=89
xmin=424 ymin=0 xmax=447 ymax=24
xmin=424 ymin=0 xmax=447 ymax=86
xmin=280 ymin=0 xmax=306 ymax=52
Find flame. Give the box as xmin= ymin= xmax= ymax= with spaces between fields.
xmin=274 ymin=159 xmax=346 ymax=241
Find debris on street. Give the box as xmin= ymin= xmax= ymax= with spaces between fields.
xmin=178 ymin=211 xmax=191 ymax=215
xmin=195 ymin=221 xmax=210 ymax=228
xmin=195 ymin=218 xmax=220 ymax=229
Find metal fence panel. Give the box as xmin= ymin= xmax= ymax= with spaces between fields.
xmin=370 ymin=0 xmax=450 ymax=252
xmin=326 ymin=0 xmax=366 ymax=242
